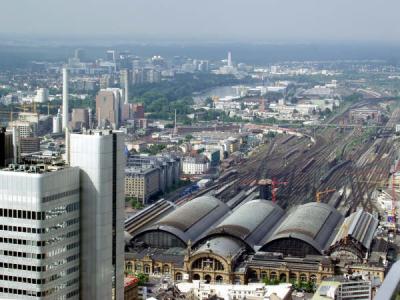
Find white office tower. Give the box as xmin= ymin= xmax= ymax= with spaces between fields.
xmin=70 ymin=130 xmax=125 ymax=300
xmin=52 ymin=109 xmax=62 ymax=134
xmin=0 ymin=165 xmax=80 ymax=299
xmin=62 ymin=68 xmax=69 ymax=131
xmin=228 ymin=51 xmax=232 ymax=67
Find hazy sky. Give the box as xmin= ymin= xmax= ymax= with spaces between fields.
xmin=1 ymin=0 xmax=400 ymax=43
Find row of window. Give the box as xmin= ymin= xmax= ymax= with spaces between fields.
xmin=42 ymin=188 xmax=79 ymax=203
xmin=1 ymin=250 xmax=45 ymax=259
xmin=0 ymin=287 xmax=46 ymax=297
xmin=0 ymin=283 xmax=78 ymax=297
xmin=0 ymin=203 xmax=79 ymax=221
xmin=0 ymin=237 xmax=45 ymax=246
xmin=0 ymin=274 xmax=45 ymax=285
xmin=0 ymin=262 xmax=46 ymax=272
xmin=0 ymin=209 xmax=46 ymax=220
xmin=0 ymin=217 xmax=79 ymax=234
xmin=66 ymin=289 xmax=79 ymax=298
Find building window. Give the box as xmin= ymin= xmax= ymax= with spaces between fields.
xmin=162 ymin=265 xmax=170 ymax=274
xmin=143 ymin=264 xmax=151 ymax=274
xmin=126 ymin=262 xmax=133 ymax=272
xmin=175 ymin=272 xmax=183 ymax=281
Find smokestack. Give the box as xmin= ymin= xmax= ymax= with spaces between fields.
xmin=62 ymin=67 xmax=69 ymax=131
xmin=124 ymin=70 xmax=129 ymax=104
xmin=228 ymin=51 xmax=232 ymax=67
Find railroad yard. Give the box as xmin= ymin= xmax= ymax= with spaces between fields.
xmin=187 ymin=98 xmax=400 ymax=221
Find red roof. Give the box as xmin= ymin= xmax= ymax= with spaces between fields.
xmin=124 ymin=276 xmax=139 ymax=288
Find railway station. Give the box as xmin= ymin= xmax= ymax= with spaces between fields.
xmin=124 ymin=195 xmax=386 ymax=285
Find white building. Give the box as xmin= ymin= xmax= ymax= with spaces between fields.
xmin=0 ymin=165 xmax=80 ymax=299
xmin=52 ymin=109 xmax=62 ymax=134
xmin=177 ymin=281 xmax=292 ymax=300
xmin=8 ymin=120 xmax=37 ymax=138
xmin=70 ymin=130 xmax=125 ymax=300
xmin=35 ymin=88 xmax=49 ymax=103
xmin=182 ymin=156 xmax=210 ymax=175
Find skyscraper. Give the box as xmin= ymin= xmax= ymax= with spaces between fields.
xmin=0 ymin=127 xmax=13 ymax=167
xmin=0 ymin=165 xmax=80 ymax=299
xmin=119 ymin=69 xmax=131 ymax=104
xmin=70 ymin=130 xmax=125 ymax=300
xmin=96 ymin=89 xmax=122 ymax=129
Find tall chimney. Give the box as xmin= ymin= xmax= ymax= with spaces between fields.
xmin=124 ymin=70 xmax=129 ymax=105
xmin=62 ymin=67 xmax=69 ymax=131
xmin=228 ymin=51 xmax=232 ymax=67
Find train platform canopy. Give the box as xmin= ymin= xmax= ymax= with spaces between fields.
xmin=196 ymin=199 xmax=284 ymax=250
xmin=130 ymin=196 xmax=230 ymax=249
xmin=260 ymin=202 xmax=343 ymax=256
xmin=331 ymin=209 xmax=378 ymax=250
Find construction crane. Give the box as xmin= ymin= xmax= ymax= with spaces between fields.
xmin=271 ymin=178 xmax=288 ymax=203
xmin=316 ymin=188 xmax=336 ymax=203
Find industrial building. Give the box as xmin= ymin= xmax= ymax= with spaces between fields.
xmin=125 ymin=196 xmax=383 ymax=286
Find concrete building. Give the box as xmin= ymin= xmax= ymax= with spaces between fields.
xmin=375 ymin=260 xmax=400 ymax=300
xmin=70 ymin=130 xmax=125 ymax=300
xmin=71 ymin=108 xmax=89 ymax=131
xmin=0 ymin=127 xmax=13 ymax=167
xmin=120 ymin=69 xmax=131 ymax=104
xmin=125 ymin=166 xmax=160 ymax=204
xmin=34 ymin=88 xmax=48 ymax=103
xmin=177 ymin=281 xmax=292 ymax=300
xmin=312 ymin=276 xmax=372 ymax=300
xmin=52 ymin=110 xmax=62 ymax=134
xmin=20 ymin=137 xmax=40 ymax=154
xmin=182 ymin=156 xmax=210 ymax=175
xmin=96 ymin=88 xmax=123 ymax=129
xmin=8 ymin=120 xmax=37 ymax=138
xmin=0 ymin=164 xmax=80 ymax=299
xmin=127 ymin=154 xmax=181 ymax=194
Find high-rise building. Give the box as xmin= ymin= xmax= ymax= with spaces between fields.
xmin=106 ymin=50 xmax=117 ymax=63
xmin=0 ymin=127 xmax=13 ymax=167
xmin=96 ymin=89 xmax=122 ymax=129
xmin=70 ymin=130 xmax=125 ymax=300
xmin=0 ymin=164 xmax=80 ymax=299
xmin=71 ymin=108 xmax=89 ymax=131
xmin=119 ymin=69 xmax=132 ymax=104
xmin=8 ymin=120 xmax=37 ymax=138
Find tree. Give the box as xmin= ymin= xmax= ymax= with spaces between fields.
xmin=185 ymin=134 xmax=194 ymax=142
xmin=135 ymin=273 xmax=149 ymax=286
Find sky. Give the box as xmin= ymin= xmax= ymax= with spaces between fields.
xmin=1 ymin=0 xmax=400 ymax=43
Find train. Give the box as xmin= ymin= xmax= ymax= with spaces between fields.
xmin=300 ymin=158 xmax=315 ymax=173
xmin=320 ymin=160 xmax=351 ymax=184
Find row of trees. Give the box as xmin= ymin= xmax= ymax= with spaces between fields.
xmin=262 ymin=277 xmax=315 ymax=292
